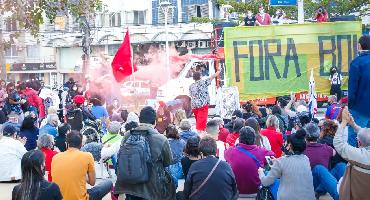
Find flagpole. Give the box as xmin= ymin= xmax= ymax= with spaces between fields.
xmin=127 ymin=27 xmax=138 ymax=111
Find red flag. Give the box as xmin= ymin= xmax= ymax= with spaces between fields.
xmin=111 ymin=30 xmax=137 ymax=82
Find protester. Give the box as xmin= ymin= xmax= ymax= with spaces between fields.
xmin=115 ymin=106 xmax=175 ymax=200
xmin=40 ymin=107 xmax=60 ymax=127
xmin=12 ymin=150 xmax=62 ymax=200
xmin=245 ymin=118 xmax=271 ymax=150
xmin=189 ymin=70 xmax=220 ymax=131
xmin=206 ymin=119 xmax=227 ymax=160
xmin=329 ymin=67 xmax=343 ymax=100
xmin=155 ymin=101 xmax=172 ymax=134
xmin=241 ymin=10 xmax=256 ymax=26
xmin=325 ymin=95 xmax=341 ymax=120
xmin=213 ymin=117 xmax=230 ymax=143
xmin=348 ymin=35 xmax=370 ymax=147
xmin=241 ymin=102 xmax=260 ymax=120
xmin=181 ymin=136 xmax=201 ymax=179
xmin=183 ymin=136 xmax=238 ymax=200
xmin=102 ymin=121 xmax=123 ymax=145
xmin=314 ymin=6 xmax=329 ymax=22
xmin=0 ymin=79 xmax=7 ymax=108
xmin=0 ymin=124 xmax=27 ymax=182
xmin=261 ymin=115 xmax=284 ymax=157
xmin=318 ymin=120 xmax=348 ymax=182
xmin=81 ymin=135 xmax=109 ymax=179
xmin=54 ymin=123 xmax=70 ymax=152
xmin=174 ymin=109 xmax=187 ymax=128
xmin=38 ymin=134 xmax=58 ymax=182
xmin=255 ymin=5 xmax=271 ymax=26
xmin=90 ymin=95 xmax=109 ymax=134
xmin=225 ymin=126 xmax=274 ymax=195
xmin=334 ymin=107 xmax=370 ymax=199
xmin=224 ymin=110 xmax=243 ymax=133
xmin=166 ymin=124 xmax=186 ymax=179
xmin=226 ymin=118 xmax=245 ymax=147
xmin=259 ymin=129 xmax=315 ymax=200
xmin=108 ymin=98 xmax=122 ymax=119
xmin=19 ymin=113 xmax=39 ymax=151
xmin=39 ymin=114 xmax=59 ymax=137
xmin=52 ymin=131 xmax=112 ymax=200
xmin=19 ymin=82 xmax=46 ymax=119
xmin=179 ymin=119 xmax=197 ymax=142
xmin=5 ymin=83 xmax=25 ymax=120
xmin=271 ymin=105 xmax=287 ymax=134
xmin=303 ymin=123 xmax=341 ymax=200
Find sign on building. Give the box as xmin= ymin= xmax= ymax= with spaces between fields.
xmin=270 ymin=0 xmax=297 ymax=6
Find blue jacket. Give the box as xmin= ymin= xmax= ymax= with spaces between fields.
xmin=19 ymin=127 xmax=39 ymax=151
xmin=39 ymin=124 xmax=58 ymax=137
xmin=348 ymin=51 xmax=370 ymax=117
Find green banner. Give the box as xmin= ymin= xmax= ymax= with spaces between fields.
xmin=224 ymin=22 xmax=362 ymax=101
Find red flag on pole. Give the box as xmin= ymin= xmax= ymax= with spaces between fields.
xmin=111 ymin=30 xmax=137 ymax=82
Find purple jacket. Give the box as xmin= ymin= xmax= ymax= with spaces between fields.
xmin=225 ymin=143 xmax=275 ymax=194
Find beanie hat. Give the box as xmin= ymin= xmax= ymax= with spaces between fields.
xmin=73 ymin=95 xmax=85 ymax=105
xmin=107 ymin=121 xmax=122 ymax=134
xmin=3 ymin=124 xmax=17 ymax=136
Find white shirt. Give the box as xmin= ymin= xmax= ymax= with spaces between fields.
xmin=101 ymin=139 xmax=121 ymax=160
xmin=0 ymin=137 xmax=27 ymax=181
xmin=216 ymin=141 xmax=226 ymax=161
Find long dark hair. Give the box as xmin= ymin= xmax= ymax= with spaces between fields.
xmin=14 ymin=150 xmax=45 ymax=200
xmin=245 ymin=118 xmax=263 ymax=147
xmin=20 ymin=116 xmax=37 ymax=130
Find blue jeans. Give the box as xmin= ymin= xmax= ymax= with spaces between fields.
xmin=88 ymin=179 xmax=113 ymax=200
xmin=348 ymin=110 xmax=370 ymax=147
xmin=264 ymin=171 xmax=280 ymax=200
xmin=312 ymin=164 xmax=345 ymax=200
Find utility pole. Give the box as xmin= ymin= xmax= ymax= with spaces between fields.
xmin=81 ymin=15 xmax=91 ymax=77
xmin=0 ymin=14 xmax=6 ymax=81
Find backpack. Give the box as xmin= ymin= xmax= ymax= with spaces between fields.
xmin=66 ymin=107 xmax=84 ymax=131
xmin=116 ymin=130 xmax=152 ymax=184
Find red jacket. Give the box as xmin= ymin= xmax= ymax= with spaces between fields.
xmin=261 ymin=127 xmax=284 ymax=158
xmin=41 ymin=147 xmax=58 ymax=181
xmin=226 ymin=132 xmax=239 ymax=147
xmin=22 ymin=88 xmax=46 ymax=119
xmin=218 ymin=127 xmax=230 ymax=143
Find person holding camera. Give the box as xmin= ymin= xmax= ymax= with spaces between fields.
xmin=314 ymin=6 xmax=329 ymax=23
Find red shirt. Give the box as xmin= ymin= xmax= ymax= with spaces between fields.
xmin=261 ymin=127 xmax=284 ymax=157
xmin=21 ymin=88 xmax=46 ymax=119
xmin=316 ymin=13 xmax=328 ymax=22
xmin=41 ymin=147 xmax=58 ymax=181
xmin=255 ymin=13 xmax=271 ymax=25
xmin=218 ymin=127 xmax=230 ymax=143
xmin=226 ymin=132 xmax=239 ymax=147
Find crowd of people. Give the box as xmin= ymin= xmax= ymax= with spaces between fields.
xmin=0 ymin=34 xmax=369 ymax=200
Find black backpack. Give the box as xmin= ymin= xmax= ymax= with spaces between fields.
xmin=66 ymin=108 xmax=84 ymax=131
xmin=117 ymin=130 xmax=152 ymax=184
xmin=256 ymin=186 xmax=274 ymax=200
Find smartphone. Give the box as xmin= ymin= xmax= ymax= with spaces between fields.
xmin=265 ymin=156 xmax=274 ymax=167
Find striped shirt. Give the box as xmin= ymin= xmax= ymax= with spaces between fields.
xmin=330 ymin=73 xmax=343 ymax=85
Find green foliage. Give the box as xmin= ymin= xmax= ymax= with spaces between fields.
xmin=216 ymin=0 xmax=369 ymax=20
xmin=0 ymin=0 xmax=102 ymax=36
xmin=190 ymin=17 xmax=223 ymax=24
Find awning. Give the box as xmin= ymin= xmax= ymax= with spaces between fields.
xmin=180 ymin=29 xmax=210 ymax=41
xmin=152 ymin=32 xmax=178 ymax=42
xmin=130 ymin=34 xmax=151 ymax=44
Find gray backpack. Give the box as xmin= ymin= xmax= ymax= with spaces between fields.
xmin=117 ymin=130 xmax=152 ymax=184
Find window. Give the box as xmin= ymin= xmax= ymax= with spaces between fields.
xmin=110 ymin=12 xmax=121 ymax=27
xmin=134 ymin=11 xmax=145 ymax=25
xmin=26 ymin=45 xmax=40 ymax=58
xmin=5 ymin=19 xmax=17 ymax=31
xmin=108 ymin=44 xmax=120 ymax=56
xmin=5 ymin=45 xmax=17 ymax=57
xmin=196 ymin=5 xmax=202 ymax=17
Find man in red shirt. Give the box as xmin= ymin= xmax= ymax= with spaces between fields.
xmin=255 ymin=6 xmax=271 ymax=26
xmin=213 ymin=117 xmax=230 ymax=143
xmin=226 ymin=118 xmax=245 ymax=147
xmin=261 ymin=115 xmax=284 ymax=157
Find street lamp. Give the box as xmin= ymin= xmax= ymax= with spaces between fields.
xmin=159 ymin=0 xmax=172 ymax=82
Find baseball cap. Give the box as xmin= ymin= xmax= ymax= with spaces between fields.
xmin=3 ymin=124 xmax=17 ymax=137
xmin=73 ymin=95 xmax=85 ymax=105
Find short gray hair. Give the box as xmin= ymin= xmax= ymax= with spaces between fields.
xmin=212 ymin=117 xmax=224 ymax=126
xmin=239 ymin=126 xmax=256 ymax=145
xmin=266 ymin=115 xmax=279 ymax=129
xmin=206 ymin=119 xmax=219 ymax=136
xmin=37 ymin=134 xmax=54 ymax=149
xmin=179 ymin=119 xmax=192 ymax=131
xmin=47 ymin=114 xmax=59 ymax=127
xmin=358 ymin=128 xmax=370 ymax=147
xmin=304 ymin=123 xmax=320 ymax=141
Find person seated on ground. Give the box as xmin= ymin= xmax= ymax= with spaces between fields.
xmin=325 ymin=95 xmax=341 ymax=120
xmin=226 ymin=118 xmax=245 ymax=147
xmin=318 ymin=119 xmax=347 ymax=172
xmin=40 ymin=106 xmax=60 ymax=128
xmin=225 ymin=126 xmax=275 ymax=195
xmin=39 ymin=114 xmax=59 ymax=137
xmin=0 ymin=124 xmax=27 ymax=182
xmin=334 ymin=107 xmax=370 ymax=200
xmin=166 ymin=124 xmax=186 ymax=180
xmin=51 ymin=131 xmax=113 ymax=200
xmin=259 ymin=129 xmax=315 ymax=200
xmin=241 ymin=102 xmax=260 ymax=121
xmin=54 ymin=123 xmax=71 ymax=152
xmin=181 ymin=136 xmax=201 ymax=179
xmin=100 ymin=114 xmax=139 ymax=161
xmin=261 ymin=115 xmax=284 ymax=157
xmin=213 ymin=117 xmax=230 ymax=143
xmin=12 ymin=150 xmax=62 ymax=200
xmin=303 ymin=123 xmax=342 ymax=200
xmin=174 ymin=109 xmax=187 ymax=128
xmin=179 ymin=119 xmax=197 ymax=142
xmin=19 ymin=112 xmax=39 ymax=151
xmin=245 ymin=118 xmax=271 ymax=151
xmin=102 ymin=121 xmax=123 ymax=145
xmin=38 ymin=134 xmax=58 ymax=182
xmin=206 ymin=119 xmax=227 ymax=161
xmin=115 ymin=106 xmax=175 ymax=200
xmin=183 ymin=136 xmax=238 ymax=200
xmin=224 ymin=110 xmax=243 ymax=133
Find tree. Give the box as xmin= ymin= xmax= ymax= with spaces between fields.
xmin=0 ymin=0 xmax=102 ymax=80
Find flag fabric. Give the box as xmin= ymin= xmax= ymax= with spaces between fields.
xmin=111 ymin=30 xmax=137 ymax=82
xmin=308 ymin=69 xmax=318 ymax=117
